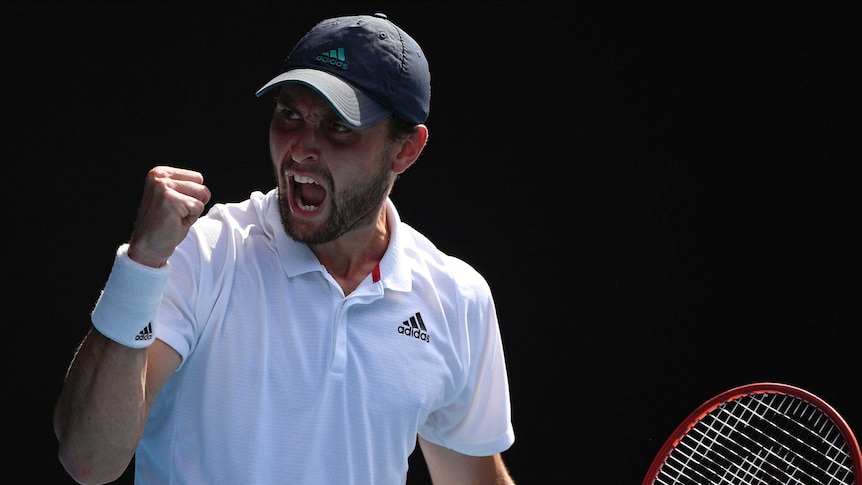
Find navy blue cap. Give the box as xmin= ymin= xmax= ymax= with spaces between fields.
xmin=255 ymin=13 xmax=431 ymax=128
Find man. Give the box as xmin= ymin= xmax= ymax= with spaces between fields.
xmin=54 ymin=13 xmax=516 ymax=484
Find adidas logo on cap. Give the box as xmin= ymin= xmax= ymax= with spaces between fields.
xmin=315 ymin=47 xmax=348 ymax=70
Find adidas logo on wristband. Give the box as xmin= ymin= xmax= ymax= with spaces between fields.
xmin=135 ymin=322 xmax=154 ymax=342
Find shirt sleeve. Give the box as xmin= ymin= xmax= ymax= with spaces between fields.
xmin=418 ymin=259 xmax=516 ymax=456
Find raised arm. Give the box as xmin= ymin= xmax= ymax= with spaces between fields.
xmin=54 ymin=335 xmax=179 ymax=484
xmin=53 ymin=166 xmax=210 ymax=484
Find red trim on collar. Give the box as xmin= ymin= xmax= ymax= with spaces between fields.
xmin=372 ymin=263 xmax=381 ymax=283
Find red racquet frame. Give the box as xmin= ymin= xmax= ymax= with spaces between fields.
xmin=643 ymin=382 xmax=862 ymax=485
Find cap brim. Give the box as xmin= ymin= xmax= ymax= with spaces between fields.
xmin=255 ymin=68 xmax=392 ymax=128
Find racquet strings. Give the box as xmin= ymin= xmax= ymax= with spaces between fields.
xmin=654 ymin=390 xmax=856 ymax=485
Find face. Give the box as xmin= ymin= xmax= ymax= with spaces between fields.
xmin=269 ymin=84 xmax=400 ymax=245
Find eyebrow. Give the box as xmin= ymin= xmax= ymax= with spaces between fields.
xmin=276 ymin=89 xmax=343 ymax=124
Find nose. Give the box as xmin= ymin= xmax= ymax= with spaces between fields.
xmin=289 ymin=124 xmax=318 ymax=164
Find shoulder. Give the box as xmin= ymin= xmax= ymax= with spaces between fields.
xmin=397 ymin=221 xmax=493 ymax=299
xmin=169 ymin=190 xmax=277 ymax=270
xmin=196 ymin=190 xmax=272 ymax=227
xmin=187 ymin=190 xmax=274 ymax=243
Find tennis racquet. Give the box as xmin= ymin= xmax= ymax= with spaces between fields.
xmin=643 ymin=382 xmax=862 ymax=485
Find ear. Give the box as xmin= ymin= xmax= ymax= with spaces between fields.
xmin=392 ymin=124 xmax=428 ymax=174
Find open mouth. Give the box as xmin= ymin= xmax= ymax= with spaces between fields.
xmin=292 ymin=174 xmax=326 ymax=211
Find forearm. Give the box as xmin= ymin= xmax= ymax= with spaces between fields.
xmin=54 ymin=328 xmax=149 ymax=485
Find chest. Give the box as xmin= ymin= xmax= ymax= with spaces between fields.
xmin=188 ymin=266 xmax=464 ymax=419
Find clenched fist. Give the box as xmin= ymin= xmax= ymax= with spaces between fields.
xmin=127 ymin=166 xmax=212 ymax=268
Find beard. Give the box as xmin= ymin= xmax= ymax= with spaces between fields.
xmin=277 ymin=154 xmax=394 ymax=245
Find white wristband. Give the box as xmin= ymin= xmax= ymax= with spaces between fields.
xmin=91 ymin=244 xmax=170 ymax=348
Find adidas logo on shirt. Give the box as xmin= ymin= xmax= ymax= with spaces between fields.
xmin=315 ymin=47 xmax=348 ymax=70
xmin=135 ymin=322 xmax=154 ymax=343
xmin=397 ymin=312 xmax=430 ymax=343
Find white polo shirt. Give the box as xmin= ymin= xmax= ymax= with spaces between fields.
xmin=136 ymin=188 xmax=515 ymax=484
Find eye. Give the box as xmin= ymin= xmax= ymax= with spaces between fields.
xmin=329 ymin=120 xmax=351 ymax=133
xmin=279 ymin=107 xmax=301 ymax=121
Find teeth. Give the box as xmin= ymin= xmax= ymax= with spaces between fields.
xmin=291 ymin=175 xmax=318 ymax=210
xmin=295 ymin=197 xmax=317 ymax=211
xmin=293 ymin=175 xmax=316 ymax=184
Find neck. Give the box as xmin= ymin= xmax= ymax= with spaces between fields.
xmin=311 ymin=207 xmax=390 ymax=295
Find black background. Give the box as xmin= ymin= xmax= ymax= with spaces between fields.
xmin=6 ymin=1 xmax=859 ymax=483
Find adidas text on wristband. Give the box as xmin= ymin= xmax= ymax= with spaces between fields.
xmin=91 ymin=244 xmax=170 ymax=348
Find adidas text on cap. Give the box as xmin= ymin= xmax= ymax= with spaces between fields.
xmin=255 ymin=13 xmax=431 ymax=128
